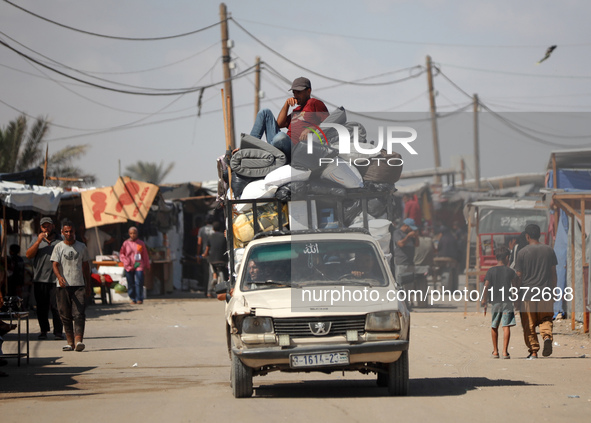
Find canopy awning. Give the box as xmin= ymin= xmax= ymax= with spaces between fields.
xmin=0 ymin=181 xmax=63 ymax=214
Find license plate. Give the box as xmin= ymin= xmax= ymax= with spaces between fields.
xmin=290 ymin=351 xmax=349 ymax=368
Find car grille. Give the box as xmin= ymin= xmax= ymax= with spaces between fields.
xmin=273 ymin=315 xmax=366 ymax=337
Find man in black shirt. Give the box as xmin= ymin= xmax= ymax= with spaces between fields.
xmin=515 ymin=224 xmax=558 ymax=359
xmin=25 ymin=217 xmax=64 ymax=340
xmin=203 ymin=221 xmax=228 ymax=298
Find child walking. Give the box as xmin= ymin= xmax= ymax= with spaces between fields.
xmin=481 ymin=246 xmax=517 ymax=359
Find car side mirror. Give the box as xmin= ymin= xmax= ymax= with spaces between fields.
xmin=215 ymin=280 xmax=232 ymax=302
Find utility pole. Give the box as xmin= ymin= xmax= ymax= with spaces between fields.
xmin=426 ymin=55 xmax=441 ymax=184
xmin=254 ymin=56 xmax=261 ymax=121
xmin=473 ymin=94 xmax=481 ymax=190
xmin=220 ymin=3 xmax=235 ymax=149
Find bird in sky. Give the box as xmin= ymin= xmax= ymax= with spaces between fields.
xmin=536 ymin=45 xmax=557 ymax=65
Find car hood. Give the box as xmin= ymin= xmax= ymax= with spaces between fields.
xmin=230 ymin=286 xmax=402 ymax=318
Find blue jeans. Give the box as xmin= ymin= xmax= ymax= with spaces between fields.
xmin=250 ymin=108 xmax=292 ymax=161
xmin=126 ymin=269 xmax=144 ymax=302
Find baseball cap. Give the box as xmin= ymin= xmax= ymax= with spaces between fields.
xmin=289 ymin=77 xmax=311 ymax=91
xmin=40 ymin=217 xmax=54 ymax=225
xmin=403 ymin=218 xmax=418 ymax=231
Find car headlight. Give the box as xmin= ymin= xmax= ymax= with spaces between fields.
xmin=365 ymin=311 xmax=401 ymax=332
xmin=242 ymin=316 xmax=273 ymax=334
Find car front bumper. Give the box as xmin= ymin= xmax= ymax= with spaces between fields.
xmin=232 ymin=339 xmax=409 ymax=368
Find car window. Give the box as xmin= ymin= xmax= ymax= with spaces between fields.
xmin=240 ymin=240 xmax=387 ymax=291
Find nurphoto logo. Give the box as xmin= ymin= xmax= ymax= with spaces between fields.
xmin=306 ymin=122 xmax=418 ymax=167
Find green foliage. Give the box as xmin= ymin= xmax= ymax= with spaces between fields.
xmin=0 ymin=114 xmax=95 ymax=186
xmin=124 ymin=160 xmax=175 ymax=185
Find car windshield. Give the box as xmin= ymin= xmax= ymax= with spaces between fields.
xmin=240 ymin=240 xmax=388 ymax=291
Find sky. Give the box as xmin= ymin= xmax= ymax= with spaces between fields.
xmin=1 ymin=0 xmax=591 ymax=188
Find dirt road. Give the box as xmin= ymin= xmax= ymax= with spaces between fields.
xmin=1 ymin=296 xmax=589 ymax=423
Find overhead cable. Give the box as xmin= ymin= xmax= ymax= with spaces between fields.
xmin=0 ymin=37 xmax=256 ymax=96
xmin=230 ymin=18 xmax=425 ymax=86
xmin=2 ymin=0 xmax=222 ymax=41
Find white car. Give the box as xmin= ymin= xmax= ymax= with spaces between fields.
xmin=223 ymin=231 xmax=410 ymax=398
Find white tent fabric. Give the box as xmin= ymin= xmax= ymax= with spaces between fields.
xmin=0 ymin=181 xmax=63 ymax=213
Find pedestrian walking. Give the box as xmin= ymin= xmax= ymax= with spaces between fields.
xmin=120 ymin=227 xmax=151 ymax=305
xmin=514 ymin=224 xmax=558 ymax=359
xmin=480 ymin=246 xmax=517 ymax=359
xmin=51 ymin=219 xmax=92 ymax=352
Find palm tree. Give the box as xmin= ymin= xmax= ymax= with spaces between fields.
xmin=0 ymin=114 xmax=95 ymax=186
xmin=124 ymin=161 xmax=175 ymax=185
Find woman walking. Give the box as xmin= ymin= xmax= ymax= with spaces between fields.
xmin=120 ymin=227 xmax=150 ymax=304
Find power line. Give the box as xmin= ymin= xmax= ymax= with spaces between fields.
xmin=0 ymin=31 xmax=219 ymax=92
xmin=230 ymin=18 xmax=426 ymax=86
xmin=479 ymin=102 xmax=591 ymax=147
xmin=0 ymin=37 xmax=257 ymax=96
xmin=235 ymin=17 xmax=591 ymax=49
xmin=2 ymin=0 xmax=223 ymax=41
xmin=440 ymin=62 xmax=591 ymax=80
xmin=64 ymin=41 xmax=220 ymax=76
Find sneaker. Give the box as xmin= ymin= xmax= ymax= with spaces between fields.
xmin=75 ymin=342 xmax=85 ymax=352
xmin=62 ymin=345 xmax=74 ymax=352
xmin=38 ymin=333 xmax=48 ymax=340
xmin=526 ymin=353 xmax=538 ymax=360
xmin=542 ymin=338 xmax=553 ymax=357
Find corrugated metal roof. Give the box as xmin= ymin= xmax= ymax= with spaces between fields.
xmin=547 ymin=149 xmax=591 ymax=170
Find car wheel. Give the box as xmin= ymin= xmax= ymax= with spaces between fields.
xmin=387 ymin=350 xmax=409 ymax=396
xmin=231 ymin=351 xmax=253 ymax=398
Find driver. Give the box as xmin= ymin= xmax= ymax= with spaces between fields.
xmin=350 ymin=251 xmax=382 ymax=280
xmin=247 ymin=259 xmax=264 ymax=282
xmin=242 ymin=259 xmax=268 ymax=290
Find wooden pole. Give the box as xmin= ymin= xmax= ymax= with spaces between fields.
xmin=220 ymin=3 xmax=235 ymax=150
xmin=551 ymin=153 xmax=558 ymax=189
xmin=221 ymin=89 xmax=234 ymax=199
xmin=43 ymin=144 xmax=49 ymax=186
xmin=464 ymin=207 xmax=473 ymax=317
xmin=581 ymin=200 xmax=589 ymax=333
xmin=473 ymin=94 xmax=481 ymax=190
xmin=1 ymin=204 xmax=6 ymax=295
xmin=426 ymin=55 xmax=441 ymax=185
xmin=254 ymin=56 xmax=261 ymax=122
xmin=571 ymin=214 xmax=576 ymax=331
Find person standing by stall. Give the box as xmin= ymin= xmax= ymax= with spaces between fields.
xmin=51 ymin=219 xmax=92 ymax=352
xmin=26 ymin=217 xmax=64 ymax=340
xmin=120 ymin=227 xmax=151 ymax=305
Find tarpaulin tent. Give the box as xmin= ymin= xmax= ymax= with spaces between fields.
xmin=1 ymin=180 xmax=64 ymax=294
xmin=0 ymin=181 xmax=63 ymax=214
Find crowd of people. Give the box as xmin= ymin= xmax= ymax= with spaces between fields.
xmin=0 ymin=217 xmax=155 ymax=376
xmin=1 ymin=75 xmax=562 ymax=379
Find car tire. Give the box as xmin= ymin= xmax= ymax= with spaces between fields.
xmin=387 ymin=350 xmax=409 ymax=396
xmin=231 ymin=351 xmax=253 ymax=398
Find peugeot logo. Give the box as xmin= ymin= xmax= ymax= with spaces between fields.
xmin=309 ymin=321 xmax=331 ymax=336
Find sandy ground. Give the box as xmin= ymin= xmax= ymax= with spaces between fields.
xmin=0 ymin=293 xmax=589 ymax=423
